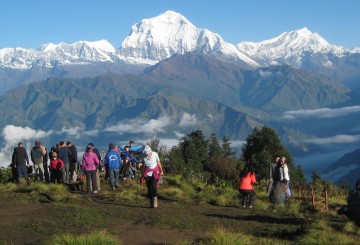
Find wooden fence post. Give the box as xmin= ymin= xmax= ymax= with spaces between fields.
xmin=325 ymin=191 xmax=329 ymax=211
xmin=311 ymin=185 xmax=315 ymax=210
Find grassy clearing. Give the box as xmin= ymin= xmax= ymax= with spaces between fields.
xmin=296 ymin=219 xmax=360 ymax=244
xmin=0 ymin=175 xmax=357 ymax=244
xmin=49 ymin=230 xmax=121 ymax=245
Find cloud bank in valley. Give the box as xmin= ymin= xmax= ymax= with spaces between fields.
xmin=303 ymin=134 xmax=360 ymax=145
xmin=282 ymin=105 xmax=360 ymax=119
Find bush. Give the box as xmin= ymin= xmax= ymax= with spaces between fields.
xmin=0 ymin=167 xmax=13 ymax=183
xmin=49 ymin=230 xmax=121 ymax=245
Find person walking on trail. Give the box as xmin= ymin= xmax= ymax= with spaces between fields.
xmin=49 ymin=152 xmax=64 ymax=184
xmin=238 ymin=166 xmax=257 ymax=208
xmin=57 ymin=141 xmax=73 ymax=184
xmin=105 ymin=143 xmax=121 ymax=190
xmin=12 ymin=142 xmax=31 ymax=183
xmin=268 ymin=156 xmax=280 ymax=195
xmin=140 ymin=145 xmax=164 ymax=208
xmin=31 ymin=140 xmax=45 ymax=182
xmin=269 ymin=156 xmax=289 ymax=205
xmin=82 ymin=145 xmax=100 ymax=194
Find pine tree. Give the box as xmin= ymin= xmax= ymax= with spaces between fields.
xmin=241 ymin=126 xmax=299 ymax=181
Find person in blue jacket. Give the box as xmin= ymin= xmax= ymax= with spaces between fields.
xmin=118 ymin=140 xmax=145 ymax=153
xmin=104 ymin=143 xmax=121 ymax=190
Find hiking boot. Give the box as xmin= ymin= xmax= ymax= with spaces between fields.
xmin=93 ymin=190 xmax=98 ymax=194
xmin=150 ymin=198 xmax=154 ymax=208
xmin=153 ymin=197 xmax=158 ymax=208
xmin=249 ymin=205 xmax=253 ymax=208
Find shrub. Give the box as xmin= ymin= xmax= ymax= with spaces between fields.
xmin=0 ymin=167 xmax=13 ymax=183
xmin=49 ymin=230 xmax=121 ymax=245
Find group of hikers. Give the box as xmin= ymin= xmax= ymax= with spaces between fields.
xmin=10 ymin=140 xmax=164 ymax=208
xmin=238 ymin=156 xmax=290 ymax=208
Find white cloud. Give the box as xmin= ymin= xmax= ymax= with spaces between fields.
xmin=174 ymin=131 xmax=185 ymax=139
xmin=283 ymin=105 xmax=360 ymax=120
xmin=303 ymin=134 xmax=360 ymax=145
xmin=0 ymin=125 xmax=100 ymax=167
xmin=230 ymin=140 xmax=246 ymax=148
xmin=178 ymin=113 xmax=198 ymax=127
xmin=104 ymin=116 xmax=172 ymax=135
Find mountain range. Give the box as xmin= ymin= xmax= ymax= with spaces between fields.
xmin=1 ymin=11 xmax=360 ymax=93
xmin=0 ymin=10 xmax=359 ymax=182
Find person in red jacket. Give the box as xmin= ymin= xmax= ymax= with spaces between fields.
xmin=238 ymin=166 xmax=257 ymax=208
xmin=49 ymin=152 xmax=64 ymax=184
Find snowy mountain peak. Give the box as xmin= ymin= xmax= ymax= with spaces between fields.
xmin=237 ymin=27 xmax=347 ymax=67
xmin=118 ymin=10 xmax=258 ymax=67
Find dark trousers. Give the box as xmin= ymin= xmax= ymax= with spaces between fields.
xmin=44 ymin=162 xmax=50 ymax=182
xmin=50 ymin=169 xmax=62 ymax=183
xmin=16 ymin=165 xmax=28 ymax=182
xmin=85 ymin=170 xmax=97 ymax=193
xmin=239 ymin=189 xmax=256 ymax=207
xmin=146 ymin=176 xmax=158 ymax=199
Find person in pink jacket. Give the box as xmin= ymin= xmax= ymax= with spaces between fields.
xmin=238 ymin=166 xmax=257 ymax=208
xmin=82 ymin=145 xmax=100 ymax=194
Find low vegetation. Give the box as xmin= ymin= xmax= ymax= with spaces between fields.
xmin=0 ymin=128 xmax=357 ymax=244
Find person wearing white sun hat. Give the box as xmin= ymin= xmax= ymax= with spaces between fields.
xmin=140 ymin=145 xmax=164 ymax=208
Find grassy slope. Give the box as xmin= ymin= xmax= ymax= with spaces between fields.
xmin=0 ymin=176 xmax=358 ymax=245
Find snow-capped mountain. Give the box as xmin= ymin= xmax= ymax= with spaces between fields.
xmin=0 ymin=40 xmax=116 ymax=69
xmin=0 ymin=10 xmax=360 ymax=93
xmin=117 ymin=10 xmax=258 ymax=67
xmin=237 ymin=28 xmax=351 ymax=67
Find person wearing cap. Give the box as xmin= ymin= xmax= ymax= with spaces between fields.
xmin=11 ymin=142 xmax=30 ymax=183
xmin=49 ymin=151 xmax=64 ymax=183
xmin=104 ymin=143 xmax=121 ymax=190
xmin=140 ymin=145 xmax=164 ymax=208
xmin=31 ymin=140 xmax=45 ymax=182
xmin=82 ymin=145 xmax=100 ymax=194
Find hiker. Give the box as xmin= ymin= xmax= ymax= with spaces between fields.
xmin=88 ymin=143 xmax=102 ymax=191
xmin=12 ymin=142 xmax=31 ymax=183
xmin=238 ymin=166 xmax=257 ymax=208
xmin=57 ymin=141 xmax=73 ymax=184
xmin=66 ymin=141 xmax=78 ymax=182
xmin=346 ymin=179 xmax=360 ymax=224
xmin=140 ymin=145 xmax=164 ymax=208
xmin=49 ymin=152 xmax=64 ymax=183
xmin=119 ymin=140 xmax=145 ymax=153
xmin=120 ymin=146 xmax=139 ymax=179
xmin=40 ymin=143 xmax=50 ymax=182
xmin=30 ymin=140 xmax=45 ymax=181
xmin=269 ymin=157 xmax=289 ymax=205
xmin=104 ymin=143 xmax=121 ymax=190
xmin=268 ymin=156 xmax=280 ymax=195
xmin=81 ymin=145 xmax=100 ymax=194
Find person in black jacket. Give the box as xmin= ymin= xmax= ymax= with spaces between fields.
xmin=66 ymin=141 xmax=78 ymax=182
xmin=12 ymin=142 xmax=30 ymax=183
xmin=57 ymin=141 xmax=73 ymax=184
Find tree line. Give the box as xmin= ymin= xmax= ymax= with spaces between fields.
xmin=150 ymin=126 xmax=307 ymax=186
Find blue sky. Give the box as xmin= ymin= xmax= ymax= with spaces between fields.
xmin=1 ymin=0 xmax=359 ymax=49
